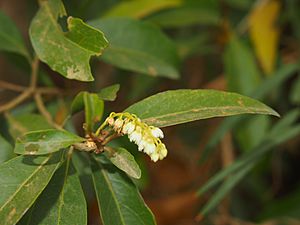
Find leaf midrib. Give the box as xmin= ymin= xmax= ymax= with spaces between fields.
xmin=0 ymin=156 xmax=51 ymax=213
xmin=94 ymin=159 xmax=126 ymax=225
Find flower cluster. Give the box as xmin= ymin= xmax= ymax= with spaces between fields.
xmin=104 ymin=112 xmax=167 ymax=162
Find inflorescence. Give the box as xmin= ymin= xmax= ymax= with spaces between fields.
xmin=101 ymin=112 xmax=167 ymax=162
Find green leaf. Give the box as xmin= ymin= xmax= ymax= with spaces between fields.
xmin=104 ymin=0 xmax=182 ymax=19
xmin=0 ymin=11 xmax=30 ymax=59
xmin=104 ymin=147 xmax=141 ymax=179
xmin=6 ymin=113 xmax=53 ymax=139
xmin=91 ymin=155 xmax=156 ymax=225
xmin=0 ymin=152 xmax=63 ymax=225
xmin=98 ymin=84 xmax=120 ymax=101
xmin=147 ymin=7 xmax=219 ymax=28
xmin=29 ymin=0 xmax=108 ymax=81
xmin=0 ymin=135 xmax=15 ymax=164
xmin=89 ymin=18 xmax=180 ymax=79
xmin=125 ymin=89 xmax=279 ymax=127
xmin=83 ymin=93 xmax=104 ymax=132
xmin=19 ymin=153 xmax=86 ymax=225
xmin=14 ymin=129 xmax=85 ymax=155
xmin=290 ymin=75 xmax=300 ymax=104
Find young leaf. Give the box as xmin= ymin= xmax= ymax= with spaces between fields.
xmin=91 ymin=156 xmax=156 ymax=225
xmin=125 ymin=89 xmax=279 ymax=127
xmin=98 ymin=84 xmax=120 ymax=101
xmin=89 ymin=18 xmax=180 ymax=79
xmin=29 ymin=0 xmax=108 ymax=81
xmin=83 ymin=93 xmax=104 ymax=132
xmin=18 ymin=153 xmax=86 ymax=225
xmin=104 ymin=147 xmax=141 ymax=179
xmin=0 ymin=135 xmax=15 ymax=164
xmin=0 ymin=11 xmax=30 ymax=60
xmin=104 ymin=0 xmax=181 ymax=19
xmin=14 ymin=129 xmax=85 ymax=155
xmin=0 ymin=152 xmax=63 ymax=225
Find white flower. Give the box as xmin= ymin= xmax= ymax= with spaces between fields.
xmin=106 ymin=117 xmax=114 ymax=126
xmin=151 ymin=127 xmax=164 ymax=138
xmin=129 ymin=127 xmax=142 ymax=144
xmin=150 ymin=153 xmax=159 ymax=162
xmin=122 ymin=121 xmax=135 ymax=134
xmin=157 ymin=143 xmax=167 ymax=159
xmin=144 ymin=142 xmax=156 ymax=155
xmin=114 ymin=118 xmax=124 ymax=130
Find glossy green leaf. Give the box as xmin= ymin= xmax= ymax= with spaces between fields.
xmin=89 ymin=18 xmax=180 ymax=79
xmin=14 ymin=129 xmax=85 ymax=155
xmin=0 ymin=152 xmax=62 ymax=225
xmin=104 ymin=0 xmax=182 ymax=19
xmin=83 ymin=93 xmax=104 ymax=132
xmin=92 ymin=155 xmax=156 ymax=225
xmin=29 ymin=0 xmax=108 ymax=81
xmin=0 ymin=135 xmax=15 ymax=164
xmin=125 ymin=89 xmax=279 ymax=127
xmin=0 ymin=11 xmax=30 ymax=59
xmin=6 ymin=113 xmax=53 ymax=139
xmin=98 ymin=84 xmax=120 ymax=101
xmin=105 ymin=147 xmax=141 ymax=179
xmin=19 ymin=154 xmax=86 ymax=225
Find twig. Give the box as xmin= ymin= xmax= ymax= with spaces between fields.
xmin=0 ymin=90 xmax=32 ymax=113
xmin=34 ymin=93 xmax=62 ymax=130
xmin=30 ymin=56 xmax=39 ymax=88
xmin=0 ymin=81 xmax=26 ymax=92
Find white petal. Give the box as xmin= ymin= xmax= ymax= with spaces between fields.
xmin=151 ymin=127 xmax=164 ymax=138
xmin=150 ymin=153 xmax=159 ymax=162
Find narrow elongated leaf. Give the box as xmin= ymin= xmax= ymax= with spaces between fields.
xmin=30 ymin=0 xmax=108 ymax=81
xmin=89 ymin=18 xmax=180 ymax=79
xmin=104 ymin=0 xmax=182 ymax=19
xmin=105 ymin=147 xmax=141 ymax=179
xmin=0 ymin=152 xmax=62 ymax=225
xmin=98 ymin=84 xmax=120 ymax=101
xmin=14 ymin=129 xmax=85 ymax=155
xmin=0 ymin=135 xmax=15 ymax=164
xmin=19 ymin=154 xmax=86 ymax=225
xmin=125 ymin=89 xmax=279 ymax=127
xmin=0 ymin=11 xmax=29 ymax=59
xmin=92 ymin=156 xmax=156 ymax=225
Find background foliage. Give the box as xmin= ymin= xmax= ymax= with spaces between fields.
xmin=0 ymin=0 xmax=300 ymax=225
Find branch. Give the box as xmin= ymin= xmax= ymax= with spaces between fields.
xmin=0 ymin=81 xmax=26 ymax=92
xmin=34 ymin=93 xmax=62 ymax=130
